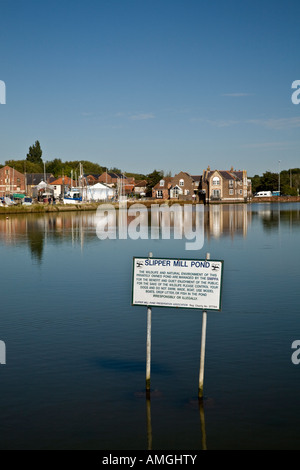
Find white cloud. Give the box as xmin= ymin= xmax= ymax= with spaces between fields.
xmin=221 ymin=93 xmax=253 ymax=97
xmin=129 ymin=113 xmax=155 ymax=121
xmin=190 ymin=118 xmax=240 ymax=127
xmin=241 ymin=141 xmax=295 ymax=150
xmin=247 ymin=117 xmax=300 ymax=130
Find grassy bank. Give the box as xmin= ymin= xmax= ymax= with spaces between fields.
xmin=0 ymin=200 xmax=199 ymax=215
xmin=1 ymin=196 xmax=299 ymax=215
xmin=0 ymin=203 xmax=102 ymax=215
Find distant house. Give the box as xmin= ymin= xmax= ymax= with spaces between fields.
xmin=152 ymin=177 xmax=173 ymax=199
xmin=50 ymin=176 xmax=76 ymax=198
xmin=86 ymin=174 xmax=101 ymax=186
xmin=134 ymin=180 xmax=148 ymax=196
xmin=98 ymin=172 xmax=127 ymax=187
xmin=169 ymin=172 xmax=201 ymax=201
xmin=201 ymin=167 xmax=252 ymax=203
xmin=26 ymin=173 xmax=54 ymax=197
xmin=0 ymin=166 xmax=26 ymax=198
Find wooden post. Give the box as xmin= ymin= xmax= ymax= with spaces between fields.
xmin=199 ymin=310 xmax=207 ymax=399
xmin=146 ymin=252 xmax=153 ymax=394
xmin=199 ymin=253 xmax=210 ymax=399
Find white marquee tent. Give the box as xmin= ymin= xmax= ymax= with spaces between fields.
xmin=86 ymin=183 xmax=115 ymax=202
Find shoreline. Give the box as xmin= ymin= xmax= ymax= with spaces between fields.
xmin=0 ymin=196 xmax=299 ymax=216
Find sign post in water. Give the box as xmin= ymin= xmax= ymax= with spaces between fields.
xmin=132 ymin=255 xmax=224 ymax=396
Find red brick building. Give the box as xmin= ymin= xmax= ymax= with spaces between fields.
xmin=169 ymin=172 xmax=201 ymax=201
xmin=0 ymin=166 xmax=26 ymax=197
xmin=152 ymin=177 xmax=173 ymax=199
xmin=98 ymin=172 xmax=126 ymax=186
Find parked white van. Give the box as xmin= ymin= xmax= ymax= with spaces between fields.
xmin=254 ymin=191 xmax=272 ymax=197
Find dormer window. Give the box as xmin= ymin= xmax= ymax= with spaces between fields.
xmin=160 ymin=180 xmax=165 ymax=187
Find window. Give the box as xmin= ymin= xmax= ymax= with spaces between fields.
xmin=160 ymin=180 xmax=164 ymax=187
xmin=229 ymin=180 xmax=234 ymax=188
xmin=173 ymin=187 xmax=180 ymax=198
xmin=157 ymin=190 xmax=163 ymax=198
xmin=185 ymin=189 xmax=190 ymax=196
xmin=239 ymin=190 xmax=243 ymax=195
xmin=179 ymin=179 xmax=184 ymax=186
xmin=17 ymin=178 xmax=20 ymax=184
xmin=229 ymin=189 xmax=234 ymax=195
xmin=212 ymin=176 xmax=220 ymax=186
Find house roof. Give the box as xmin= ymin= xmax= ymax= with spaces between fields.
xmin=86 ymin=174 xmax=101 ymax=180
xmin=103 ymin=172 xmax=127 ymax=179
xmin=153 ymin=177 xmax=173 ymax=190
xmin=135 ymin=179 xmax=148 ymax=187
xmin=205 ymin=170 xmax=244 ymax=181
xmin=191 ymin=175 xmax=202 ymax=182
xmin=26 ymin=173 xmax=53 ymax=185
xmin=50 ymin=176 xmax=75 ymax=186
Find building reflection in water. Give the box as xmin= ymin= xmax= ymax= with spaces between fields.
xmin=0 ymin=204 xmax=299 ymax=263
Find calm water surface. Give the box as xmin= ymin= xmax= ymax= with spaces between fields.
xmin=0 ymin=203 xmax=299 ymax=450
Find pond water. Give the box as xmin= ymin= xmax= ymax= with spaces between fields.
xmin=0 ymin=203 xmax=299 ymax=450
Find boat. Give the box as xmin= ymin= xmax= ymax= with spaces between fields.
xmin=63 ymin=188 xmax=83 ymax=205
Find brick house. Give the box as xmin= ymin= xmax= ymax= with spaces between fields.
xmin=152 ymin=177 xmax=173 ymax=199
xmin=201 ymin=167 xmax=252 ymax=203
xmin=98 ymin=172 xmax=126 ymax=186
xmin=134 ymin=180 xmax=148 ymax=196
xmin=86 ymin=174 xmax=101 ymax=186
xmin=0 ymin=166 xmax=26 ymax=197
xmin=169 ymin=172 xmax=201 ymax=201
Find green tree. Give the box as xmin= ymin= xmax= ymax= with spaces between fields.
xmin=250 ymin=174 xmax=262 ymax=193
xmin=146 ymin=170 xmax=164 ymax=191
xmin=46 ymin=159 xmax=63 ymax=178
xmin=260 ymin=172 xmax=279 ymax=192
xmin=5 ymin=159 xmax=43 ymax=174
xmin=26 ymin=140 xmax=43 ymax=165
xmin=109 ymin=167 xmax=122 ymax=174
xmin=282 ymin=184 xmax=298 ymax=196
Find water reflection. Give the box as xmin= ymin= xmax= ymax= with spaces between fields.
xmin=254 ymin=205 xmax=300 ymax=232
xmin=0 ymin=204 xmax=299 ymax=263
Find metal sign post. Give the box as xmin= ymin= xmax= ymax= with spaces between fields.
xmin=146 ymin=252 xmax=153 ymax=394
xmin=199 ymin=253 xmax=210 ymax=399
xmin=132 ymin=253 xmax=223 ymax=397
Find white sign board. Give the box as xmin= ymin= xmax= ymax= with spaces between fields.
xmin=132 ymin=257 xmax=224 ymax=311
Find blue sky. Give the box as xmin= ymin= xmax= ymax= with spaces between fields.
xmin=0 ymin=0 xmax=299 ymax=176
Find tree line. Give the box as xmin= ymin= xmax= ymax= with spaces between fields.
xmin=251 ymin=170 xmax=300 ymax=196
xmin=0 ymin=140 xmax=164 ymax=190
xmin=5 ymin=140 xmax=298 ymax=196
